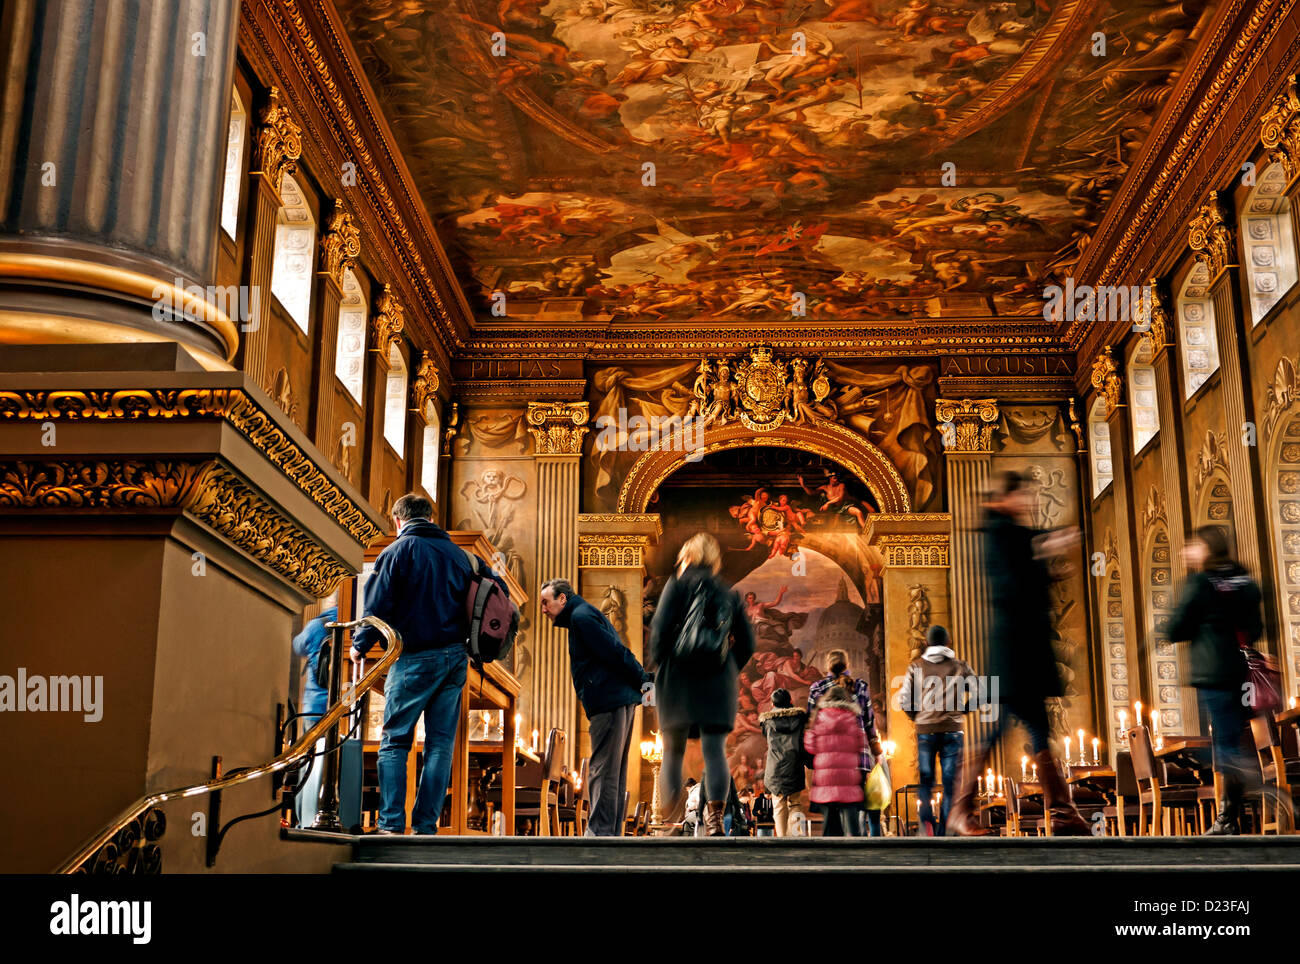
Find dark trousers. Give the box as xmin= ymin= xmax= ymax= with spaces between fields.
xmin=586 ymin=702 xmax=636 ymax=836
xmin=821 ymin=803 xmax=863 ymax=837
xmin=917 ymin=730 xmax=964 ymax=834
xmin=1198 ymin=688 xmax=1255 ymax=813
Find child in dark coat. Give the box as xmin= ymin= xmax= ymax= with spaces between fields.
xmin=758 ymin=688 xmax=808 ymax=837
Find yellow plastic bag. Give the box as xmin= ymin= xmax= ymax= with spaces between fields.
xmin=865 ymin=761 xmax=892 ymax=812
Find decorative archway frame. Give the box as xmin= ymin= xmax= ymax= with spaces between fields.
xmin=616 ymin=419 xmax=912 ymax=514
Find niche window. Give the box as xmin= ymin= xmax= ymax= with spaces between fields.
xmin=383 ymin=344 xmax=407 ymax=457
xmin=335 ymin=268 xmax=367 ymax=404
xmin=269 ymin=173 xmax=315 ymax=333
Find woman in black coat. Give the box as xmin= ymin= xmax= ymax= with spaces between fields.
xmin=650 ymin=532 xmax=756 ymax=836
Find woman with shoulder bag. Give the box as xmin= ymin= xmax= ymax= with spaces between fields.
xmin=650 ymin=533 xmax=757 ymax=836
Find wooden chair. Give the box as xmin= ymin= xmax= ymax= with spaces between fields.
xmin=513 ymin=727 xmax=566 ymax=836
xmin=1127 ymin=726 xmax=1202 ymax=835
xmin=1004 ymin=778 xmax=1045 ymax=836
xmin=626 ymin=800 xmax=646 ymax=836
xmin=575 ymin=757 xmax=590 ymax=835
xmin=1250 ymin=716 xmax=1297 ymax=834
xmin=556 ymin=774 xmax=577 ymax=836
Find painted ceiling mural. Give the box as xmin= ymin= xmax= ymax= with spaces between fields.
xmin=338 ymin=0 xmax=1218 ymax=323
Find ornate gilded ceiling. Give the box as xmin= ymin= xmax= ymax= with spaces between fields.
xmin=335 ymin=0 xmax=1218 ymax=328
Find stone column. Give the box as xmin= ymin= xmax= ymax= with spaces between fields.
xmin=527 ymin=401 xmax=589 ymax=768
xmin=934 ymin=398 xmax=998 ymax=757
xmin=866 ymin=514 xmax=952 ymax=819
xmin=577 ymin=513 xmax=661 ymax=817
xmin=1189 ymin=195 xmax=1274 ymax=612
xmin=361 ymin=286 xmax=403 ymax=503
xmin=309 ymin=201 xmax=361 ymax=450
xmin=0 ymin=0 xmax=241 ymax=366
xmin=236 ymin=89 xmax=303 ymax=387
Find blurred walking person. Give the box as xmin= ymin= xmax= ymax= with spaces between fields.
xmin=759 ymin=687 xmax=808 ymax=836
xmin=948 ymin=470 xmax=1089 ymax=836
xmin=1165 ymin=525 xmax=1266 ymax=835
xmin=650 ymin=533 xmax=756 ymax=836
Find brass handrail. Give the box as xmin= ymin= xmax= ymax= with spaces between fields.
xmin=55 ymin=615 xmax=400 ymax=874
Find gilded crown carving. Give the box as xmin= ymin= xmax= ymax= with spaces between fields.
xmin=372 ymin=284 xmax=405 ymax=357
xmin=255 ymin=87 xmax=303 ymax=190
xmin=1188 ymin=192 xmax=1235 ymax=278
xmin=1090 ymin=346 xmax=1123 ymax=416
xmin=319 ymin=200 xmax=361 ymax=287
xmin=526 ymin=401 xmax=589 ymax=455
xmin=934 ymin=398 xmax=999 ymax=453
xmin=1261 ymin=76 xmax=1300 ymax=182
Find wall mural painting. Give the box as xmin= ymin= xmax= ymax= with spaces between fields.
xmin=645 ymin=448 xmax=883 ymax=792
xmin=337 ymin=0 xmax=1218 ymax=322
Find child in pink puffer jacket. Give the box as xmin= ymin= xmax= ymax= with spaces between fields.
xmin=804 ymin=683 xmax=868 ymax=837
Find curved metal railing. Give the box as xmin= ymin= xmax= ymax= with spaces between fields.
xmin=56 ymin=615 xmax=400 ymax=874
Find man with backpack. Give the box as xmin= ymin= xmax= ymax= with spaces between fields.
xmin=352 ymin=493 xmax=512 ymax=835
xmin=540 ymin=577 xmax=652 ymax=836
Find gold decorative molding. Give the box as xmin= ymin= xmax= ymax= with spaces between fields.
xmin=1264 ymin=356 xmax=1300 ymax=441
xmin=1090 ymin=346 xmax=1123 ymax=416
xmin=442 ymin=401 xmax=460 ymax=457
xmin=1193 ymin=430 xmax=1229 ymax=502
xmin=934 ymin=398 xmax=999 ymax=453
xmin=578 ymin=533 xmax=653 ymax=569
xmin=1068 ymin=397 xmax=1085 ymax=453
xmin=526 ymin=400 xmax=589 ymax=455
xmin=318 ymin=200 xmax=361 ymax=287
xmin=1141 ymin=484 xmax=1168 ymax=539
xmin=1135 ymin=281 xmax=1172 ymax=360
xmin=1188 ymin=192 xmax=1236 ymax=280
xmin=410 ymin=351 xmax=440 ymax=414
xmin=1102 ymin=528 xmax=1120 ymax=569
xmin=372 ymin=284 xmax=405 ymax=357
xmin=1261 ymin=75 xmax=1300 ymax=182
xmin=0 ymin=388 xmax=382 ymax=547
xmin=875 ymin=533 xmax=951 ymax=569
xmin=253 ymin=86 xmax=303 ymax=190
xmin=0 ymin=459 xmax=350 ymax=596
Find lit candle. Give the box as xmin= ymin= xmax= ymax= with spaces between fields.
xmin=1077 ymin=729 xmax=1085 ymax=764
xmin=1021 ymin=755 xmax=1029 ymax=781
xmin=1135 ymin=700 xmax=1142 ymax=724
xmin=1291 ymin=696 xmax=1297 ymax=709
xmin=514 ymin=713 xmax=522 ymax=735
xmin=1031 ymin=763 xmax=1038 ymax=782
xmin=1092 ymin=738 xmax=1100 ymax=766
xmin=532 ymin=728 xmax=538 ymax=752
xmin=1150 ymin=709 xmax=1158 ymax=734
xmin=482 ymin=710 xmax=491 ymax=737
xmin=1064 ymin=736 xmax=1071 ymax=763
xmin=978 ymin=776 xmax=984 ymax=796
xmin=997 ymin=774 xmax=1004 ymax=796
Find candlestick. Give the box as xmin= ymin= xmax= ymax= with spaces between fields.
xmin=977 ymin=776 xmax=984 ymax=796
xmin=997 ymin=774 xmax=1004 ymax=797
xmin=1291 ymin=696 xmax=1296 ymax=710
xmin=1031 ymin=763 xmax=1038 ymax=782
xmin=1092 ymin=737 xmax=1100 ymax=766
xmin=1064 ymin=736 xmax=1071 ymax=763
xmin=1135 ymin=700 xmax=1142 ymax=726
xmin=1021 ymin=755 xmax=1028 ymax=781
xmin=531 ymin=728 xmax=539 ymax=752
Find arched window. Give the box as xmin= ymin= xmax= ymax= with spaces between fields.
xmin=1098 ymin=555 xmax=1130 ymax=762
xmin=334 ymin=268 xmax=366 ymax=404
xmin=1241 ymin=161 xmax=1298 ymax=325
xmin=421 ymin=401 xmax=440 ymax=496
xmin=1088 ymin=396 xmax=1113 ymax=497
xmin=219 ymin=88 xmax=247 ymax=240
xmin=1176 ymin=261 xmax=1220 ymax=397
xmin=1127 ymin=340 xmax=1159 ymax=453
xmin=383 ymin=343 xmax=407 ymax=457
xmin=270 ymin=173 xmax=315 ymax=333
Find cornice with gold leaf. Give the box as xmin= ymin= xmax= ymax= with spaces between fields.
xmin=0 ymin=459 xmax=350 ymax=596
xmin=1082 ymin=0 xmax=1294 ymax=302
xmin=934 ymin=398 xmax=999 ymax=453
xmin=253 ymin=86 xmax=302 ymax=189
xmin=318 ymin=199 xmax=361 ymax=287
xmin=526 ymin=401 xmax=589 ymax=455
xmin=372 ymin=285 xmax=405 ymax=357
xmin=1090 ymin=346 xmax=1123 ymax=416
xmin=0 ymin=388 xmax=382 ymax=547
xmin=1188 ymin=191 xmax=1237 ymax=280
xmin=578 ymin=533 xmax=654 ymax=570
xmin=1261 ymin=75 xmax=1300 ymax=181
xmin=240 ymin=0 xmax=466 ymax=362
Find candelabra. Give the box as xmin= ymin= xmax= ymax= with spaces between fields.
xmin=640 ymin=730 xmax=664 ymax=826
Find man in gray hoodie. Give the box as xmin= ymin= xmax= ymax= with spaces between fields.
xmin=899 ymin=625 xmax=975 ymax=835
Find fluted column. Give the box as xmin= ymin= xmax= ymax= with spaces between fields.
xmin=935 ymin=398 xmax=998 ymax=757
xmin=0 ymin=0 xmax=240 ymax=365
xmin=528 ymin=401 xmax=589 ymax=768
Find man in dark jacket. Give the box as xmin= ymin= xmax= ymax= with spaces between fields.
xmin=949 ymin=470 xmax=1089 ymax=836
xmin=1165 ymin=525 xmax=1264 ymax=834
xmin=351 ymin=493 xmax=507 ymax=835
xmin=540 ymin=577 xmax=652 ymax=836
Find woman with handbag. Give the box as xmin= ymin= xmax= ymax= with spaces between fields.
xmin=1165 ymin=525 xmax=1265 ymax=835
xmin=650 ymin=533 xmax=756 ymax=836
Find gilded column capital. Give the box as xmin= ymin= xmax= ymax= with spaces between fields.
xmin=254 ymin=87 xmax=303 ymax=190
xmin=1090 ymin=346 xmax=1123 ymax=416
xmin=410 ymin=351 xmax=440 ymax=415
xmin=372 ymin=284 xmax=405 ymax=357
xmin=1188 ymin=192 xmax=1236 ymax=278
xmin=318 ymin=200 xmax=361 ymax=288
xmin=874 ymin=533 xmax=951 ymax=569
xmin=1135 ymin=280 xmax=1172 ymax=360
xmin=934 ymin=398 xmax=999 ymax=453
xmin=1261 ymin=76 xmax=1300 ymax=182
xmin=526 ymin=401 xmax=589 ymax=455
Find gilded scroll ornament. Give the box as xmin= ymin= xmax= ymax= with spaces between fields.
xmin=411 ymin=352 xmax=440 ymax=414
xmin=525 ymin=401 xmax=589 ymax=455
xmin=1141 ymin=484 xmax=1168 ymax=538
xmin=254 ymin=87 xmax=303 ymax=190
xmin=1264 ymin=356 xmax=1300 ymax=441
xmin=933 ymin=398 xmax=999 ymax=453
xmin=372 ymin=285 xmax=405 ymax=357
xmin=1188 ymin=192 xmax=1235 ymax=277
xmin=1261 ymin=76 xmax=1300 ymax=182
xmin=1090 ymin=346 xmax=1122 ymax=416
xmin=1135 ymin=280 xmax=1171 ymax=359
xmin=1193 ymin=430 xmax=1229 ymax=502
xmin=319 ymin=201 xmax=362 ymax=287
xmin=1068 ymin=398 xmax=1085 ymax=452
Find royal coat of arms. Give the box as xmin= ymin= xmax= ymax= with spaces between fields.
xmin=734 ymin=346 xmax=789 ymax=431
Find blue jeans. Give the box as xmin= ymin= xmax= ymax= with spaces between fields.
xmin=917 ymin=731 xmax=964 ymax=834
xmin=378 ymin=647 xmax=466 ymax=834
xmin=1198 ymin=687 xmax=1254 ymax=807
